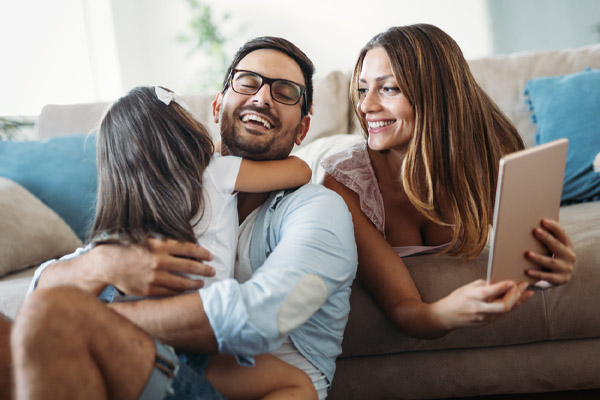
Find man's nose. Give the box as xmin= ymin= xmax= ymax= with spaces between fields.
xmin=251 ymin=83 xmax=273 ymax=108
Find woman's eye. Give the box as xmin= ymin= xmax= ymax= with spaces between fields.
xmin=382 ymin=86 xmax=400 ymax=94
xmin=357 ymin=88 xmax=368 ymax=97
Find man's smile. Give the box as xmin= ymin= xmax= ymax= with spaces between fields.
xmin=240 ymin=112 xmax=273 ymax=130
xmin=235 ymin=106 xmax=280 ymax=133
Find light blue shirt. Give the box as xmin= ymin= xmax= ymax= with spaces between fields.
xmin=29 ymin=184 xmax=357 ymax=385
xmin=200 ymin=184 xmax=357 ymax=384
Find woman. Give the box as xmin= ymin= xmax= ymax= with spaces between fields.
xmin=323 ymin=24 xmax=575 ymax=338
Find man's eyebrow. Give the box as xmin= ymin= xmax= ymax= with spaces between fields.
xmin=359 ymin=74 xmax=395 ymax=83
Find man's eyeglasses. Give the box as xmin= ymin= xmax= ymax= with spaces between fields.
xmin=227 ymin=69 xmax=308 ymax=115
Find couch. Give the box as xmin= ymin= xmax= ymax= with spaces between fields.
xmin=1 ymin=44 xmax=599 ymax=399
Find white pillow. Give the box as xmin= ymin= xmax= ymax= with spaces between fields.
xmin=293 ymin=133 xmax=365 ymax=184
xmin=0 ymin=177 xmax=82 ymax=277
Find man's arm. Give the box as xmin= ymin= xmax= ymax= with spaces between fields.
xmin=33 ymin=239 xmax=216 ymax=297
xmin=201 ymin=186 xmax=358 ymax=357
xmin=32 ymin=187 xmax=355 ymax=358
xmin=32 ymin=244 xmax=106 ymax=295
xmin=108 ymin=292 xmax=218 ymax=353
xmin=111 ymin=186 xmax=357 ymax=357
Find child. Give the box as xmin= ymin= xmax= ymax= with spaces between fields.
xmin=90 ymin=85 xmax=316 ymax=399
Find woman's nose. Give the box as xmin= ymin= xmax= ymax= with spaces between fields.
xmin=359 ymin=89 xmax=381 ymax=114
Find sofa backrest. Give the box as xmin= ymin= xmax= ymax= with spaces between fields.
xmin=36 ymin=70 xmax=353 ymax=150
xmin=36 ymin=44 xmax=600 ymax=148
xmin=467 ymin=44 xmax=600 ymax=147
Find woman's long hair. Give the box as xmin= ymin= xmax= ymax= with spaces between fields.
xmin=351 ymin=24 xmax=525 ymax=259
xmin=89 ymin=86 xmax=214 ymax=247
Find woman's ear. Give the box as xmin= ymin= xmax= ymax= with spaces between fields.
xmin=212 ymin=92 xmax=223 ymax=124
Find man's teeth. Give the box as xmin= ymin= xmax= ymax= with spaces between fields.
xmin=242 ymin=114 xmax=272 ymax=129
xmin=368 ymin=120 xmax=394 ymax=129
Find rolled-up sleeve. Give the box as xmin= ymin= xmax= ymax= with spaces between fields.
xmin=200 ymin=185 xmax=357 ymax=360
xmin=26 ymin=244 xmax=93 ymax=295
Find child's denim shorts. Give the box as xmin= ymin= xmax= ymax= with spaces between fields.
xmin=138 ymin=339 xmax=226 ymax=400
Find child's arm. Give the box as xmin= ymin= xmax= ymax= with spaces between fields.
xmin=234 ymin=156 xmax=312 ymax=193
xmin=213 ymin=140 xmax=224 ymax=154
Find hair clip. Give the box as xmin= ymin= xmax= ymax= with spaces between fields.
xmin=155 ymin=86 xmax=191 ymax=112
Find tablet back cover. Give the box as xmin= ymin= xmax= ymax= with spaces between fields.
xmin=487 ymin=139 xmax=568 ymax=284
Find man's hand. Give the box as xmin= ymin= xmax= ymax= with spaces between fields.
xmin=38 ymin=238 xmax=215 ymax=297
xmin=98 ymin=238 xmax=216 ymax=297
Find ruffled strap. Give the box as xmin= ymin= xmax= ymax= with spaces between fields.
xmin=321 ymin=142 xmax=386 ymax=235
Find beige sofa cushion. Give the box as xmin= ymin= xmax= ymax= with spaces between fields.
xmin=339 ymin=200 xmax=600 ymax=357
xmin=0 ymin=267 xmax=35 ymax=319
xmin=304 ymin=71 xmax=352 ymax=145
xmin=0 ymin=177 xmax=81 ymax=277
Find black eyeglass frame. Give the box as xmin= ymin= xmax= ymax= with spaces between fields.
xmin=225 ymin=69 xmax=308 ymax=115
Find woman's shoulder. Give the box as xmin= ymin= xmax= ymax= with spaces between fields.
xmin=321 ymin=141 xmax=369 ymax=172
xmin=321 ymin=142 xmax=386 ymax=235
xmin=321 ymin=141 xmax=372 ymax=189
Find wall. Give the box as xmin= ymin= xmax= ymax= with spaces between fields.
xmin=487 ymin=0 xmax=600 ymax=55
xmin=108 ymin=0 xmax=493 ymax=95
xmin=0 ymin=0 xmax=120 ymax=116
xmin=2 ymin=0 xmax=599 ymax=117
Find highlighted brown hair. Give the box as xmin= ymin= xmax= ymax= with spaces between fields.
xmin=351 ymin=24 xmax=525 ymax=259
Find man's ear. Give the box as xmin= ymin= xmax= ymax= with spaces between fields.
xmin=295 ymin=115 xmax=311 ymax=146
xmin=211 ymin=92 xmax=223 ymax=124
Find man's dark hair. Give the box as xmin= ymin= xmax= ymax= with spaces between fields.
xmin=222 ymin=36 xmax=315 ymax=116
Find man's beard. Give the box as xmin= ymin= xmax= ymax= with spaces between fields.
xmin=220 ymin=105 xmax=302 ymax=161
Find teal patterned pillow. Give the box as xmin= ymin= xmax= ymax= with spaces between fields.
xmin=0 ymin=133 xmax=97 ymax=240
xmin=524 ymin=68 xmax=600 ymax=204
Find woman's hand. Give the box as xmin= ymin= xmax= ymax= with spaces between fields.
xmin=95 ymin=238 xmax=215 ymax=297
xmin=525 ymin=218 xmax=576 ymax=285
xmin=433 ymin=279 xmax=534 ymax=330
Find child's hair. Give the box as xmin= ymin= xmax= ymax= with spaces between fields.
xmin=90 ymin=86 xmax=214 ymax=247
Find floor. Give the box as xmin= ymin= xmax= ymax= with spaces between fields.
xmin=442 ymin=389 xmax=600 ymax=399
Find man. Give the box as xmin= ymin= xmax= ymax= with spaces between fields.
xmin=8 ymin=37 xmax=357 ymax=399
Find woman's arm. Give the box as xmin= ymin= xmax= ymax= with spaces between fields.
xmin=234 ymin=156 xmax=311 ymax=193
xmin=324 ymin=174 xmax=532 ymax=338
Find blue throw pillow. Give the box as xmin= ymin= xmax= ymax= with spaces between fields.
xmin=524 ymin=68 xmax=600 ymax=204
xmin=0 ymin=133 xmax=97 ymax=240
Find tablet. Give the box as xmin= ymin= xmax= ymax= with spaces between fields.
xmin=486 ymin=138 xmax=569 ymax=285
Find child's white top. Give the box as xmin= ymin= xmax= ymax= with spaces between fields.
xmin=192 ymin=153 xmax=242 ymax=286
